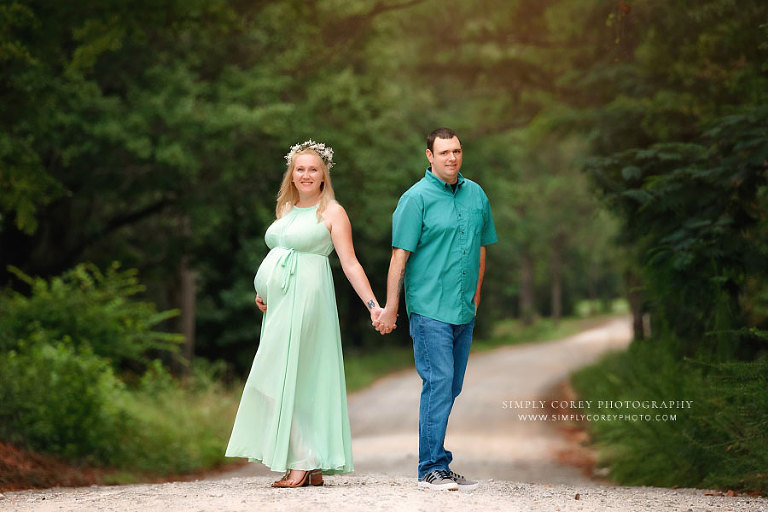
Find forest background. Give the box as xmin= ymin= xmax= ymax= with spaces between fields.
xmin=1 ymin=0 xmax=767 ymax=494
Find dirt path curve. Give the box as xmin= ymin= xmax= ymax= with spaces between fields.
xmin=347 ymin=315 xmax=633 ymax=483
xmin=4 ymin=317 xmax=767 ymax=511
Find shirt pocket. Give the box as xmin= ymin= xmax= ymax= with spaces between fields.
xmin=467 ymin=207 xmax=485 ymax=241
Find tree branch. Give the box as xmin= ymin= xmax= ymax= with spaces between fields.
xmin=67 ymin=196 xmax=176 ymax=263
xmin=369 ymin=0 xmax=426 ymax=17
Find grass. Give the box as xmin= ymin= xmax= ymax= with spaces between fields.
xmin=572 ymin=338 xmax=768 ymax=494
xmin=115 ymin=382 xmax=240 ymax=474
xmin=344 ymin=344 xmax=415 ymax=393
xmin=471 ymin=312 xmax=624 ymax=352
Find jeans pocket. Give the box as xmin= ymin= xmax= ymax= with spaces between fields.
xmin=409 ymin=313 xmax=420 ymax=340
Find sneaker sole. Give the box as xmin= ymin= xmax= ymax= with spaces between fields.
xmin=456 ymin=483 xmax=479 ymax=490
xmin=418 ymin=481 xmax=459 ymax=491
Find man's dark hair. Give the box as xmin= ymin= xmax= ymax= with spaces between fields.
xmin=427 ymin=127 xmax=458 ymax=152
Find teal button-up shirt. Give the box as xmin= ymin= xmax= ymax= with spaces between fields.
xmin=392 ymin=169 xmax=498 ymax=325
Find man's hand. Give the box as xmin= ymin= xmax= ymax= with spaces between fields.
xmin=374 ymin=305 xmax=398 ymax=334
xmin=255 ymin=295 xmax=267 ymax=313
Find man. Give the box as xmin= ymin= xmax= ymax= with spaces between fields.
xmin=375 ymin=128 xmax=497 ymax=491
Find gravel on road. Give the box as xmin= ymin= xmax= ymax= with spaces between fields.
xmin=3 ymin=475 xmax=766 ymax=512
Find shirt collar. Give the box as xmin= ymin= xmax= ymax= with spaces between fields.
xmin=425 ymin=167 xmax=465 ymax=191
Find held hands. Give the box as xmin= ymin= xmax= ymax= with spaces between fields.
xmin=369 ymin=306 xmax=383 ymax=325
xmin=373 ymin=305 xmax=398 ymax=335
xmin=255 ymin=295 xmax=267 ymax=313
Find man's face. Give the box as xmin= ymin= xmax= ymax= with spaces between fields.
xmin=426 ymin=136 xmax=462 ymax=184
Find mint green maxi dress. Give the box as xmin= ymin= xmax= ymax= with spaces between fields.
xmin=225 ymin=204 xmax=354 ymax=474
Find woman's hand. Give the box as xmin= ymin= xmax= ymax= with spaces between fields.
xmin=255 ymin=295 xmax=267 ymax=313
xmin=375 ymin=305 xmax=398 ymax=334
xmin=369 ymin=306 xmax=383 ymax=326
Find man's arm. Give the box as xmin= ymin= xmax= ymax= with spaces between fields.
xmin=374 ymin=248 xmax=410 ymax=334
xmin=473 ymin=246 xmax=487 ymax=315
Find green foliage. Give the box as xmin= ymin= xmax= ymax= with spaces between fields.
xmin=0 ymin=335 xmax=128 ymax=463
xmin=343 ymin=345 xmax=414 ymax=393
xmin=1 ymin=0 xmax=629 ymax=376
xmin=0 ymin=1 xmax=66 ymax=234
xmin=0 ymin=263 xmax=182 ymax=369
xmin=115 ymin=360 xmax=238 ymax=473
xmin=0 ymin=336 xmax=237 ymax=473
xmin=587 ymin=107 xmax=768 ymax=359
xmin=572 ymin=340 xmax=768 ymax=493
xmin=0 ymin=0 xmax=633 ymax=378
xmin=0 ymin=262 xmax=234 ymax=473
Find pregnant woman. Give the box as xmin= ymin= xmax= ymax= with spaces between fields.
xmin=226 ymin=140 xmax=382 ymax=488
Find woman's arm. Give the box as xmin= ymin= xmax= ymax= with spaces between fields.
xmin=325 ymin=202 xmax=382 ymax=318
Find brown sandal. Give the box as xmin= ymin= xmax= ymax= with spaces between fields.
xmin=272 ymin=469 xmax=323 ymax=488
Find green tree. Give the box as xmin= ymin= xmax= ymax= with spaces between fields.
xmin=1 ymin=0 xmax=434 ymax=374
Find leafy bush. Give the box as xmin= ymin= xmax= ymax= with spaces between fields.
xmin=0 ymin=336 xmax=237 ymax=473
xmin=0 ymin=334 xmax=129 ymax=464
xmin=0 ymin=263 xmax=182 ymax=369
xmin=0 ymin=263 xmax=237 ymax=476
xmin=572 ymin=339 xmax=768 ymax=493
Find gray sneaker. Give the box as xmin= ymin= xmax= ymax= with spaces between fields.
xmin=418 ymin=469 xmax=459 ymax=491
xmin=449 ymin=470 xmax=478 ymax=490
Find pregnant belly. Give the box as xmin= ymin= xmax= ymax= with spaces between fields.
xmin=253 ymin=248 xmax=284 ymax=302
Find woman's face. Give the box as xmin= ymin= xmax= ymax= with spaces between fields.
xmin=292 ymin=153 xmax=325 ymax=197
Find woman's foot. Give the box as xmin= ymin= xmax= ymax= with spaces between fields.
xmin=273 ymin=470 xmax=307 ymax=487
xmin=272 ymin=469 xmax=323 ymax=488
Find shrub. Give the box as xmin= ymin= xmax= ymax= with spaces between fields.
xmin=572 ymin=339 xmax=768 ymax=493
xmin=0 ymin=263 xmax=182 ymax=370
xmin=0 ymin=263 xmax=236 ymax=475
xmin=0 ymin=337 xmax=238 ymax=473
xmin=0 ymin=334 xmax=129 ymax=464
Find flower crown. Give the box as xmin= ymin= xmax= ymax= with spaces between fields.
xmin=284 ymin=140 xmax=334 ymax=170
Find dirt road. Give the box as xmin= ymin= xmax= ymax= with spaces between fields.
xmin=4 ymin=317 xmax=766 ymax=511
xmin=347 ymin=315 xmax=633 ymax=483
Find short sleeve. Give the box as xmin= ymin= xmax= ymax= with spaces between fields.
xmin=392 ymin=192 xmax=423 ymax=251
xmin=481 ymin=192 xmax=498 ymax=246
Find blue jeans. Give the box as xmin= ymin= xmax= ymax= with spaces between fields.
xmin=409 ymin=313 xmax=475 ymax=480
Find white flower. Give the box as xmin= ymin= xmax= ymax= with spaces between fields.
xmin=284 ymin=139 xmax=335 ymax=170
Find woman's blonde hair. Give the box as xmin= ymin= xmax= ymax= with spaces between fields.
xmin=275 ymin=149 xmax=335 ymax=220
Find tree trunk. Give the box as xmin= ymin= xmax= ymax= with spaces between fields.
xmin=519 ymin=252 xmax=536 ymax=326
xmin=624 ymin=270 xmax=645 ymax=340
xmin=179 ymin=255 xmax=197 ymax=368
xmin=587 ymin=262 xmax=599 ymax=316
xmin=174 ymin=214 xmax=196 ymax=375
xmin=550 ymin=235 xmax=564 ymax=324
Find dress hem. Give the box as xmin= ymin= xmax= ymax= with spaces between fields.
xmin=225 ymin=453 xmax=353 ymax=475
